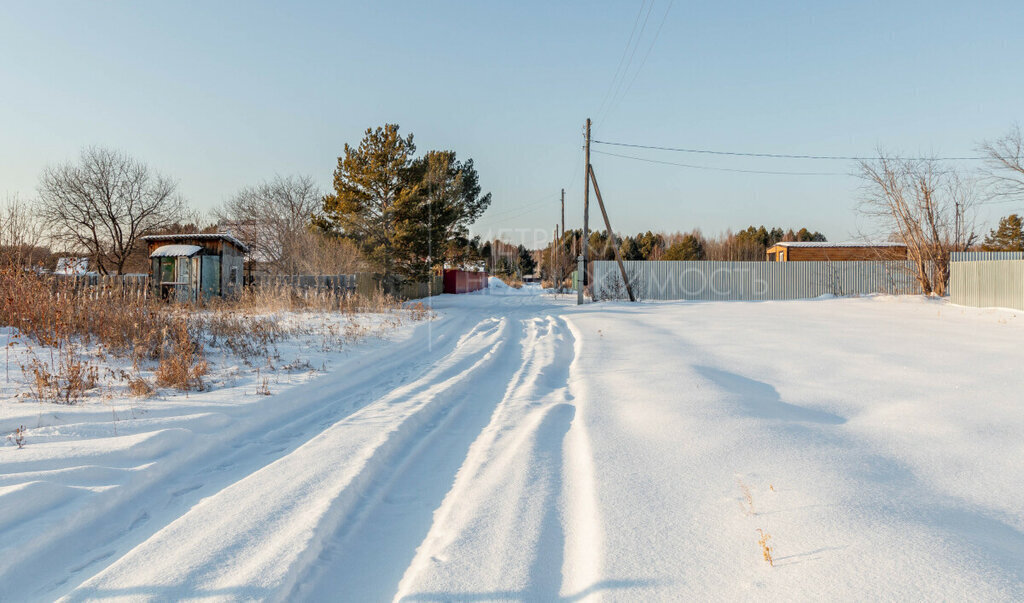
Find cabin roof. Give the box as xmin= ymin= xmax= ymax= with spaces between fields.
xmin=768 ymin=241 xmax=906 ymax=249
xmin=141 ymin=233 xmax=250 ymax=253
xmin=150 ymin=244 xmax=205 ymax=258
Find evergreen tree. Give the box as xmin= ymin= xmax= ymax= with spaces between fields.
xmin=319 ymin=124 xmax=491 ymax=282
xmin=636 ymin=231 xmax=664 ymax=259
xmin=981 ymin=214 xmax=1024 ymax=251
xmin=320 ymin=124 xmax=417 ymax=282
xmin=795 ymin=227 xmax=826 ymax=242
xmin=517 ymin=244 xmax=537 ymax=275
xmin=663 ymin=234 xmax=705 ymax=260
xmin=399 ymin=151 xmax=491 ymax=279
xmin=620 ymin=237 xmax=644 ymax=260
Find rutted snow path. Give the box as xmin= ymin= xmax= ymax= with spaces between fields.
xmin=3 ymin=289 xmax=1024 ymax=601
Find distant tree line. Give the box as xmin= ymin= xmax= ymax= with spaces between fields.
xmin=4 ymin=123 xmax=493 ymax=284
xmin=7 ymin=122 xmax=1024 ymax=292
xmin=536 ymin=225 xmax=826 ymax=282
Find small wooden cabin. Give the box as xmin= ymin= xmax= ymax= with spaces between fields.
xmin=143 ymin=233 xmax=249 ymax=301
xmin=766 ymin=242 xmax=908 ymax=262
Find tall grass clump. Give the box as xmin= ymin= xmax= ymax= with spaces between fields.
xmin=0 ymin=263 xmax=422 ymax=402
xmin=154 ymin=318 xmax=208 ymax=391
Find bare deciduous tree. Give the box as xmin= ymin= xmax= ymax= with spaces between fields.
xmin=1 ymin=193 xmax=48 ymax=267
xmin=979 ymin=123 xmax=1024 ymax=202
xmin=858 ymin=154 xmax=977 ymax=296
xmin=216 ymin=175 xmax=329 ymax=274
xmin=38 ymin=147 xmax=185 ymax=274
xmin=290 ymin=230 xmax=367 ymax=275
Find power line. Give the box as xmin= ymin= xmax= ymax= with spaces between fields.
xmin=592 ymin=149 xmax=850 ymax=176
xmin=598 ymin=1 xmax=656 ymax=125
xmin=593 ymin=0 xmax=648 ymax=123
xmin=593 ymin=139 xmax=986 ymax=161
xmin=604 ymin=0 xmax=674 ymax=123
xmin=479 ymin=195 xmax=556 ymax=222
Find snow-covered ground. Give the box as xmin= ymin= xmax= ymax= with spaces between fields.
xmin=2 ymin=287 xmax=1022 ymax=601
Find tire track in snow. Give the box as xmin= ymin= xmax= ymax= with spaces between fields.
xmin=61 ymin=317 xmax=512 ymax=601
xmin=559 ymin=317 xmax=605 ymax=601
xmin=6 ymin=311 xmax=475 ymax=601
xmin=288 ymin=316 xmax=532 ymax=601
xmin=393 ymin=314 xmax=584 ymax=601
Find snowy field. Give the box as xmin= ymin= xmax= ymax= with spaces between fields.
xmin=1 ymin=284 xmax=1023 ymax=601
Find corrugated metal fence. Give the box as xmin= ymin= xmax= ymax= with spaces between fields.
xmin=950 ymin=251 xmax=1024 ymax=262
xmin=949 ymin=259 xmax=1024 ymax=310
xmin=592 ymin=260 xmax=923 ymax=301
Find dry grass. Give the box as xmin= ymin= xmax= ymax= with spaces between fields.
xmin=128 ymin=376 xmax=155 ymax=398
xmin=6 ymin=425 xmax=26 ymax=449
xmin=737 ymin=478 xmax=755 ymax=516
xmin=757 ymin=529 xmax=774 ymax=566
xmin=154 ymin=319 xmax=208 ymax=391
xmin=0 ymin=264 xmax=425 ymax=401
xmin=24 ymin=345 xmax=99 ymax=404
xmin=225 ymin=282 xmax=402 ymax=314
xmin=493 ymin=275 xmax=523 ymax=289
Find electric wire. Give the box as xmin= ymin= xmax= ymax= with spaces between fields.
xmin=597 ymin=1 xmax=656 ymax=125
xmin=603 ymin=0 xmax=674 ymax=124
xmin=592 ymin=149 xmax=850 ymax=176
xmin=592 ymin=139 xmax=986 ymax=161
xmin=593 ymin=0 xmax=648 ymax=123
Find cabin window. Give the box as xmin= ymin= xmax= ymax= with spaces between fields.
xmin=777 ymin=252 xmax=784 ymax=261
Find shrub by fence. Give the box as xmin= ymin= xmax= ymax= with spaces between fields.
xmin=592 ymin=260 xmax=924 ymax=301
xmin=248 ymin=273 xmax=442 ymax=301
xmin=30 ymin=272 xmax=443 ymax=305
xmin=46 ymin=274 xmax=150 ymax=301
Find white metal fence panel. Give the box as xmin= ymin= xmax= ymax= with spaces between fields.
xmin=592 ymin=260 xmax=923 ymax=301
xmin=950 ymin=251 xmax=1024 ymax=262
xmin=949 ymin=260 xmax=1024 ymax=311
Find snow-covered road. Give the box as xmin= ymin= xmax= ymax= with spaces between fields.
xmin=3 ymin=287 xmax=1023 ymax=601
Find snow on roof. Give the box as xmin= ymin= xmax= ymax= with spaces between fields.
xmin=770 ymin=241 xmax=906 ymax=248
xmin=55 ymin=257 xmax=89 ymax=275
xmin=150 ymin=244 xmax=204 ymax=258
xmin=142 ymin=233 xmax=250 ymax=253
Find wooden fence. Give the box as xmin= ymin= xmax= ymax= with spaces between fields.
xmin=247 ymin=273 xmax=443 ymax=300
xmin=46 ymin=274 xmax=151 ymax=301
xmin=37 ymin=272 xmax=447 ymax=302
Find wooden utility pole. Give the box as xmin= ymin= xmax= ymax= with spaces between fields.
xmin=588 ymin=165 xmax=635 ymax=302
xmin=560 ymin=188 xmax=565 ymax=238
xmin=579 ymin=118 xmax=591 ymax=305
xmin=552 ymin=225 xmax=557 ymax=288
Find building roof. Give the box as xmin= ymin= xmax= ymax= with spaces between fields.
xmin=150 ymin=244 xmax=205 ymax=258
xmin=141 ymin=232 xmax=250 ymax=253
xmin=769 ymin=241 xmax=906 ymax=249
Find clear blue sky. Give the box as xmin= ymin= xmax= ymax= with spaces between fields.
xmin=2 ymin=1 xmax=1022 ymax=247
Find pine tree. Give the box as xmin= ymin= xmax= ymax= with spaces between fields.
xmin=517 ymin=244 xmax=537 ymax=275
xmin=320 ymin=124 xmax=491 ymax=282
xmin=399 ymin=151 xmax=491 ymax=279
xmin=636 ymin=231 xmax=664 ymax=259
xmin=320 ymin=124 xmax=417 ymax=283
xmin=664 ymin=234 xmax=705 ymax=260
xmin=981 ymin=214 xmax=1024 ymax=251
xmin=620 ymin=237 xmax=643 ymax=261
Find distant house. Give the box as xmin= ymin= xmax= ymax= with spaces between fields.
xmin=54 ymin=257 xmax=90 ymax=275
xmin=766 ymin=242 xmax=908 ymax=262
xmin=143 ymin=233 xmax=249 ymax=301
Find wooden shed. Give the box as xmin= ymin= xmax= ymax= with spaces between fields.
xmin=766 ymin=242 xmax=908 ymax=262
xmin=143 ymin=233 xmax=249 ymax=302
